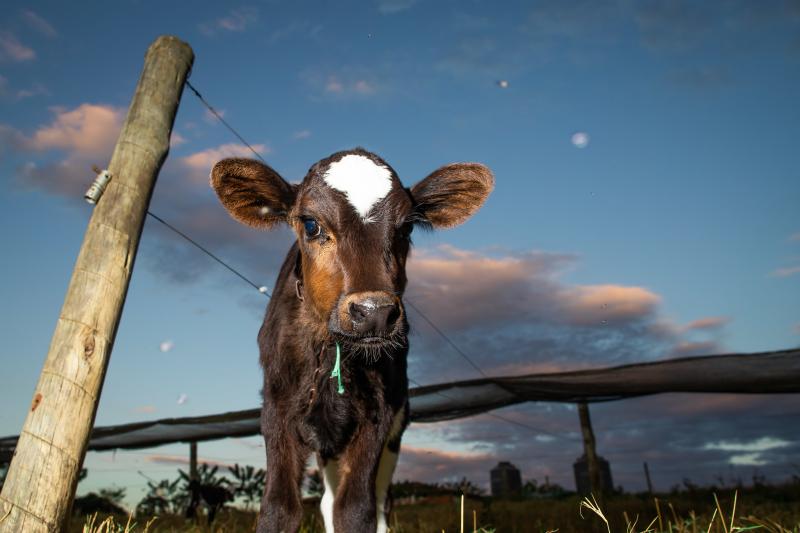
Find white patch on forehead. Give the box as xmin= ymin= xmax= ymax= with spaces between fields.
xmin=323 ymin=154 xmax=393 ymax=220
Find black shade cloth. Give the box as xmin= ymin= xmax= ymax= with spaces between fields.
xmin=0 ymin=349 xmax=797 ymax=454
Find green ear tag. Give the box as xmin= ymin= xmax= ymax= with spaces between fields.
xmin=330 ymin=342 xmax=345 ymax=395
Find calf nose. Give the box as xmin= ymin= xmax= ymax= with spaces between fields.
xmin=345 ymin=293 xmax=400 ymax=336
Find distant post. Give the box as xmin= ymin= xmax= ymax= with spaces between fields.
xmin=0 ymin=36 xmax=193 ymax=532
xmin=578 ymin=402 xmax=603 ymax=505
xmin=190 ymin=441 xmax=198 ymax=481
xmin=643 ymin=461 xmax=654 ymax=494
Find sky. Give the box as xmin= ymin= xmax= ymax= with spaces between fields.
xmin=1 ymin=0 xmax=799 ymax=510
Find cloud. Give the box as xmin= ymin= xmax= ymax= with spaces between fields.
xmin=324 ymin=76 xmax=375 ymax=96
xmin=268 ymin=21 xmax=323 ymax=44
xmin=377 ymin=0 xmax=419 ymax=15
xmin=21 ymin=10 xmax=58 ymax=38
xmin=684 ymin=316 xmax=729 ymax=331
xmin=634 ymin=1 xmax=714 ymax=53
xmin=132 ymin=405 xmax=157 ymax=414
xmin=0 ymin=103 xmax=124 ymax=198
xmin=27 ymin=104 xmax=123 ymax=157
xmin=559 ymin=285 xmax=660 ymax=326
xmin=704 ymin=436 xmax=793 ymax=467
xmin=5 ymin=103 xmax=124 ymax=196
xmin=402 ymin=245 xmax=725 ymax=385
xmin=16 ymin=82 xmax=48 ymax=100
xmin=703 ymin=436 xmax=792 ymax=453
xmin=668 ymin=66 xmax=732 ymax=89
xmin=0 ymin=31 xmax=35 ymax=62
xmin=146 ymin=454 xmax=233 ymax=470
xmin=302 ymin=69 xmax=384 ymax=99
xmin=203 ymin=107 xmax=225 ymax=124
xmin=728 ymin=453 xmax=767 ymax=466
xmin=398 ymin=392 xmax=800 ymax=492
xmin=407 ymin=246 xmax=658 ymax=332
xmin=770 ymin=265 xmax=800 ymax=278
xmin=669 ymin=340 xmax=723 ymax=358
xmin=181 ymin=142 xmax=269 ymax=179
xmin=790 ymin=232 xmax=800 ymax=242
xmin=169 ymin=131 xmax=187 ymax=147
xmin=396 ymin=444 xmax=495 ymax=485
xmin=199 ymin=7 xmax=259 ymax=35
xmin=292 ymin=129 xmax=311 ymax=140
xmin=0 ymin=124 xmax=27 ymax=155
xmin=634 ymin=0 xmax=800 ymax=55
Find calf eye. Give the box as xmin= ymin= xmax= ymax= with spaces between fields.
xmin=303 ymin=218 xmax=322 ymax=238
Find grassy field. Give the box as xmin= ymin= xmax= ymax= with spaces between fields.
xmin=72 ymin=487 xmax=800 ymax=533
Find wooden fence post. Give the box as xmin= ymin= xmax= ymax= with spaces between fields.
xmin=0 ymin=35 xmax=193 ymax=532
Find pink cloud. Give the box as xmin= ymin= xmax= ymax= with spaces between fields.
xmin=181 ymin=142 xmax=270 ymax=180
xmin=669 ymin=340 xmax=722 ymax=357
xmin=27 ymin=104 xmax=124 ymax=158
xmin=145 ymin=454 xmax=234 ymax=470
xmin=406 ymin=245 xmax=659 ymax=331
xmin=558 ymin=284 xmax=660 ymax=326
xmin=8 ymin=103 xmax=124 ymax=196
xmin=0 ymin=31 xmax=35 ymax=62
xmin=170 ymin=131 xmax=187 ymax=147
xmin=396 ymin=444 xmax=495 ymax=484
xmin=684 ymin=316 xmax=730 ymax=331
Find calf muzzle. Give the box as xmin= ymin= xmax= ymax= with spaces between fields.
xmin=341 ymin=291 xmax=401 ymax=338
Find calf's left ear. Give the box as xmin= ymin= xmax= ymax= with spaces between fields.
xmin=211 ymin=158 xmax=296 ymax=228
xmin=410 ymin=163 xmax=494 ymax=228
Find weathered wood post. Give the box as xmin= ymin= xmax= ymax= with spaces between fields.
xmin=578 ymin=402 xmax=603 ymax=506
xmin=0 ymin=36 xmax=193 ymax=532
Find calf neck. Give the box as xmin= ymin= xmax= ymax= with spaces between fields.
xmin=211 ymin=148 xmax=493 ymax=532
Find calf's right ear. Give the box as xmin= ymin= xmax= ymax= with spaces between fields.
xmin=211 ymin=158 xmax=296 ymax=228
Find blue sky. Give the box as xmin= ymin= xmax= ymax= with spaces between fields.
xmin=1 ymin=0 xmax=799 ymax=508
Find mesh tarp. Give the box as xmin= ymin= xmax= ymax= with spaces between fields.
xmin=0 ymin=348 xmax=797 ymax=454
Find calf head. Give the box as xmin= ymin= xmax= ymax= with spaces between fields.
xmin=211 ymin=148 xmax=493 ymax=351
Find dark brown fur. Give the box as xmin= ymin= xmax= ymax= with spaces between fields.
xmin=211 ymin=148 xmax=493 ymax=533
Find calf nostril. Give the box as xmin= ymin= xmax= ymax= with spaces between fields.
xmin=385 ymin=304 xmax=400 ymax=328
xmin=349 ymin=302 xmax=369 ymax=322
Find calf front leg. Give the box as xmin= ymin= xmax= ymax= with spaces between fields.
xmin=257 ymin=430 xmax=309 ymax=533
xmin=332 ymin=413 xmax=403 ymax=533
xmin=333 ymin=436 xmax=380 ymax=532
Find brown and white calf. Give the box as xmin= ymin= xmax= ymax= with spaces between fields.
xmin=211 ymin=148 xmax=493 ymax=532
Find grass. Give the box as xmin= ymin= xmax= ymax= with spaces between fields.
xmin=73 ymin=490 xmax=800 ymax=533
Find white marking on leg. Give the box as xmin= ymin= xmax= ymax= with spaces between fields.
xmin=375 ymin=409 xmax=405 ymax=533
xmin=321 ymin=459 xmax=340 ymax=533
xmin=323 ymin=154 xmax=393 ymax=220
xmin=375 ymin=448 xmax=398 ymax=533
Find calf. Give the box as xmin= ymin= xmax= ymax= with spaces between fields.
xmin=211 ymin=148 xmax=493 ymax=533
